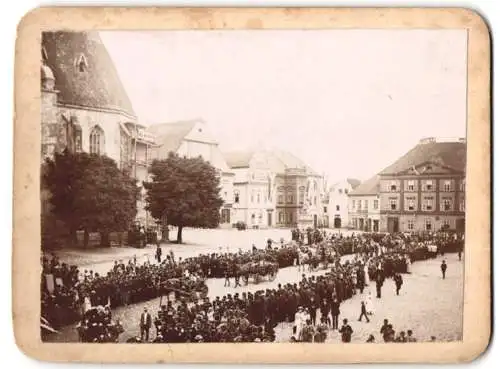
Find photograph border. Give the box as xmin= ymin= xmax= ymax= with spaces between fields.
xmin=13 ymin=6 xmax=491 ymax=364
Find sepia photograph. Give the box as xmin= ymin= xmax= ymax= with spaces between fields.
xmin=38 ymin=27 xmax=470 ymax=346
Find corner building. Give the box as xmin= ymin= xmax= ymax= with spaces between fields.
xmin=379 ymin=138 xmax=466 ymax=233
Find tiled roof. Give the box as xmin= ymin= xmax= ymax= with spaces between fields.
xmin=348 ymin=175 xmax=380 ymax=196
xmin=147 ymin=120 xmax=197 ymax=158
xmin=224 ymin=151 xmax=255 ymax=169
xmin=379 ymin=141 xmax=466 ymax=176
xmin=42 ymin=31 xmax=136 ymax=118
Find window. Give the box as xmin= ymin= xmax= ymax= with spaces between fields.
xmin=77 ymin=54 xmax=88 ymax=72
xmin=407 ymin=180 xmax=415 ymax=191
xmin=234 ymin=191 xmax=240 ymax=204
xmin=314 ymin=182 xmax=318 ymax=191
xmin=344 ymin=189 xmax=348 ymax=194
xmin=352 ymin=200 xmax=356 ymax=209
xmin=278 ymin=195 xmax=284 ymax=204
xmin=287 ymin=194 xmax=293 ymax=204
xmin=390 ymin=199 xmax=397 ymax=210
xmin=460 ymin=179 xmax=466 ymax=192
xmin=364 ymin=200 xmax=368 ymax=209
xmin=41 ymin=46 xmax=48 ymax=62
xmin=425 ymin=219 xmax=432 ymax=231
xmin=407 ymin=219 xmax=414 ymax=231
xmin=257 ymin=193 xmax=260 ymax=203
xmin=443 ymin=180 xmax=452 ymax=192
xmin=338 ymin=189 xmax=342 ymax=194
xmin=288 ymin=212 xmax=293 ymax=223
xmin=441 ymin=198 xmax=452 ymax=211
xmin=423 ymin=197 xmax=434 ymax=211
xmin=459 ymin=198 xmax=465 ymax=212
xmin=314 ymin=196 xmax=317 ymax=205
xmin=406 ymin=198 xmax=415 ymax=211
xmin=324 ymin=206 xmax=328 ymax=213
xmin=336 ymin=205 xmax=340 ymax=211
xmin=299 ymin=192 xmax=304 ymax=205
xmin=390 ymin=181 xmax=397 ymax=192
xmin=89 ymin=125 xmax=104 ymax=155
xmin=278 ymin=212 xmax=284 ymax=223
xmin=251 ymin=191 xmax=254 ymax=203
xmin=357 ymin=200 xmax=361 ymax=209
xmin=373 ymin=200 xmax=379 ymax=210
xmin=442 ymin=219 xmax=450 ymax=230
xmin=425 ymin=180 xmax=433 ymax=191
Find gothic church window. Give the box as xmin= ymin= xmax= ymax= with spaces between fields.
xmin=89 ymin=125 xmax=105 ymax=155
xmin=77 ymin=54 xmax=88 ymax=72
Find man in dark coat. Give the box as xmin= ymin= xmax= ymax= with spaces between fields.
xmin=340 ymin=318 xmax=353 ymax=343
xmin=441 ymin=260 xmax=447 ymax=279
xmin=394 ymin=273 xmax=403 ymax=295
xmin=140 ymin=307 xmax=152 ymax=342
xmin=330 ymin=296 xmax=340 ymax=330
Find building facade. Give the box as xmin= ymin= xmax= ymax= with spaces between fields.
xmin=378 ymin=137 xmax=466 ymax=233
xmin=225 ymin=150 xmax=324 ymax=229
xmin=149 ymin=119 xmax=235 ymax=227
xmin=347 ymin=176 xmax=381 ymax=232
xmin=326 ymin=178 xmax=361 ymax=228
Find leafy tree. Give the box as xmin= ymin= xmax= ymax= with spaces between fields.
xmin=143 ymin=152 xmax=224 ymax=244
xmin=43 ymin=150 xmax=139 ymax=247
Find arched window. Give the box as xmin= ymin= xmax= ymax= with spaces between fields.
xmin=89 ymin=125 xmax=105 ymax=155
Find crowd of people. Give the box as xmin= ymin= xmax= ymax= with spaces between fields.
xmin=41 ymin=228 xmax=463 ymax=343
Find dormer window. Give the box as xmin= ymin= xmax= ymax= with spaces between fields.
xmin=76 ymin=54 xmax=88 ymax=72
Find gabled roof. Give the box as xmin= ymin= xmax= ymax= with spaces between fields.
xmin=42 ymin=31 xmax=136 ymax=119
xmin=348 ymin=175 xmax=380 ymax=196
xmin=270 ymin=150 xmax=319 ymax=176
xmin=347 ymin=178 xmax=361 ymax=189
xmin=224 ymin=151 xmax=255 ymax=169
xmin=379 ymin=140 xmax=466 ymax=176
xmin=147 ymin=120 xmax=197 ymax=157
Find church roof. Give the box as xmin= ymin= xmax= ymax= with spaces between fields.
xmin=147 ymin=120 xmax=198 ymax=158
xmin=348 ymin=175 xmax=380 ymax=196
xmin=42 ymin=31 xmax=136 ymax=119
xmin=379 ymin=139 xmax=466 ymax=176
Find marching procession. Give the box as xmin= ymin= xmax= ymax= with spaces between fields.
xmin=41 ymin=228 xmax=464 ymax=343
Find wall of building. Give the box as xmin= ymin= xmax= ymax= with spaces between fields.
xmin=379 ymin=174 xmax=465 ymax=232
xmin=327 ymin=180 xmax=354 ymax=228
xmin=348 ymin=195 xmax=381 ymax=231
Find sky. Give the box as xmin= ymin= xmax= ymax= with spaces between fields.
xmin=100 ymin=30 xmax=467 ymax=183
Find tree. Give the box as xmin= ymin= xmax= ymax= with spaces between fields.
xmin=43 ymin=150 xmax=139 ymax=247
xmin=143 ymin=152 xmax=224 ymax=244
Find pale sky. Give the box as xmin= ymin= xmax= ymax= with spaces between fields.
xmin=100 ymin=30 xmax=467 ymax=182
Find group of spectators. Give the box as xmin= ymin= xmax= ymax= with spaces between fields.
xmin=41 ymin=229 xmax=463 ymax=343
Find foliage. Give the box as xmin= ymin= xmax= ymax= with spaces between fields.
xmin=143 ymin=152 xmax=224 ymax=243
xmin=42 ymin=150 xmax=139 ymax=246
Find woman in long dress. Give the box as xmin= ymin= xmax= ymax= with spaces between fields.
xmin=364 ymin=263 xmax=370 ymax=286
xmin=365 ymin=291 xmax=375 ymax=315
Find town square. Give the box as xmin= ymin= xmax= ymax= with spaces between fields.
xmin=40 ymin=30 xmax=467 ymax=344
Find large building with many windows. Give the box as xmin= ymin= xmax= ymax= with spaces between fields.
xmin=224 ymin=150 xmax=324 ymax=228
xmin=378 ymin=137 xmax=466 ymax=233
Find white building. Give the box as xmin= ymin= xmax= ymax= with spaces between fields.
xmin=326 ymin=178 xmax=360 ymax=228
xmin=347 ymin=175 xmax=381 ymax=232
xmin=148 ymin=119 xmax=235 ymax=227
xmin=224 ymin=151 xmax=276 ymax=228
